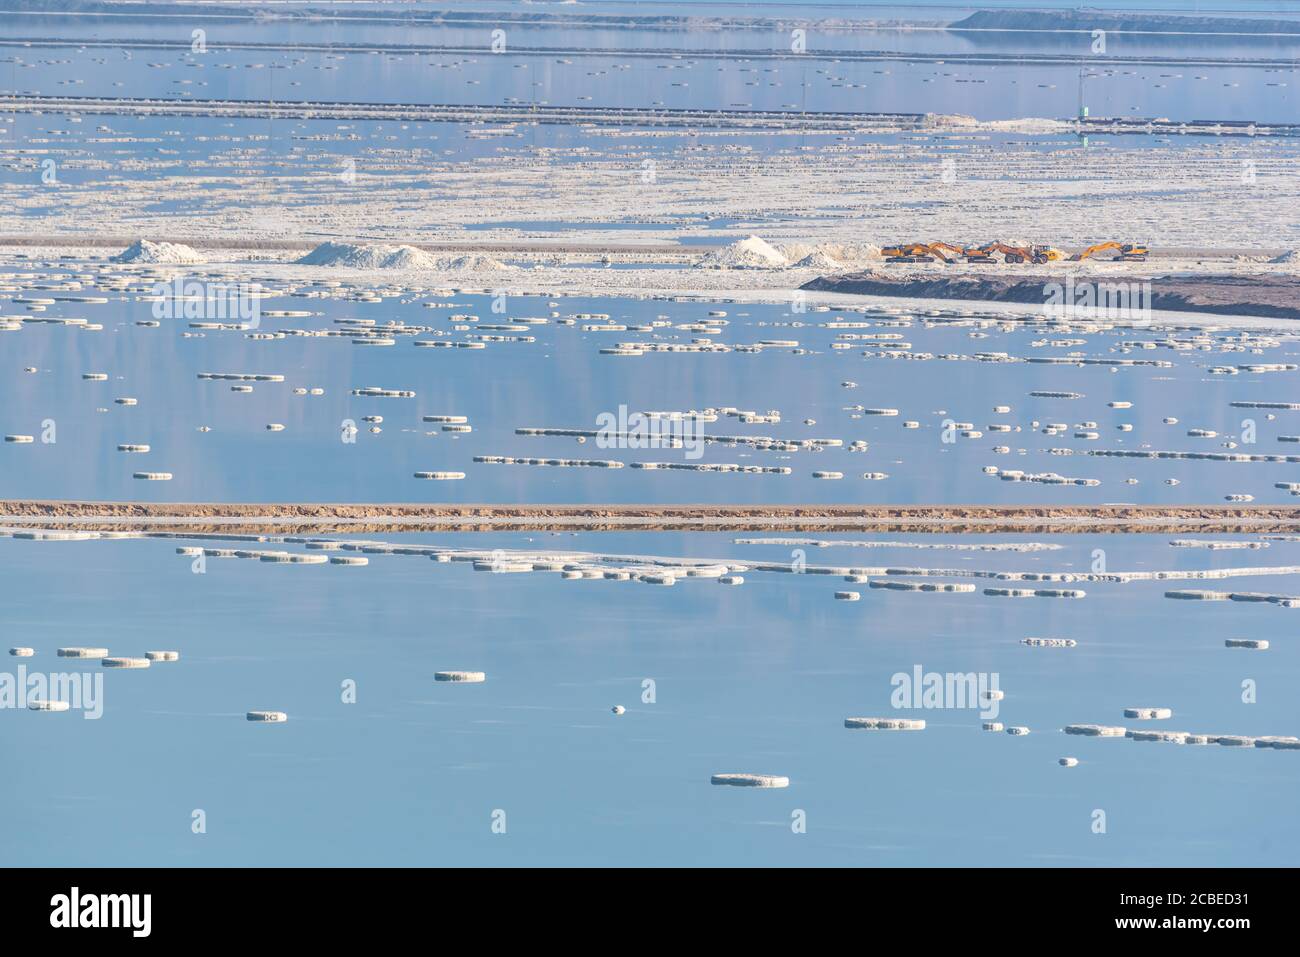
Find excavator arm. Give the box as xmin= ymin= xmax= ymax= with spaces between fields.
xmin=1071 ymin=241 xmax=1122 ymax=261
xmin=978 ymin=242 xmax=1034 ymax=263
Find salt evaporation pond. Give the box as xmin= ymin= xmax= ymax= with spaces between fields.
xmin=7 ymin=287 xmax=1300 ymax=505
xmin=3 ymin=3 xmax=1296 ymax=121
xmin=1 ymin=528 xmax=1297 ymax=866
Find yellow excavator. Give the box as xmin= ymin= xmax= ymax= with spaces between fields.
xmin=1071 ymin=242 xmax=1149 ymax=262
xmin=882 ymin=241 xmax=1070 ymax=264
xmin=972 ymin=242 xmax=1066 ymax=264
xmin=881 ymin=242 xmax=936 ymax=263
xmin=925 ymin=241 xmax=968 ymax=264
xmin=881 ymin=241 xmax=965 ymax=264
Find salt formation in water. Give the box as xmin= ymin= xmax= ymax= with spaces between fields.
xmin=710 ymin=773 xmax=789 ymax=788
xmin=113 ymin=239 xmax=206 ymax=264
xmin=435 ymin=671 xmax=486 ymax=683
xmin=246 ymin=711 xmax=288 ymax=722
xmin=1064 ymin=724 xmax=1127 ymax=737
xmin=102 ymin=657 xmax=150 ymax=669
xmin=1124 ymin=707 xmax=1173 ymax=720
xmin=844 ymin=717 xmax=925 ymax=730
xmin=57 ymin=647 xmax=109 ymax=659
xmin=1022 ymin=637 xmax=1077 ymax=648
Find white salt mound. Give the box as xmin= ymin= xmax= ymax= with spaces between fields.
xmin=792 ymin=250 xmax=845 ymax=270
xmin=113 ymin=239 xmax=206 ymax=265
xmin=297 ymin=242 xmax=441 ymax=270
xmin=1270 ymin=249 xmax=1300 ymax=264
xmin=296 ymin=243 xmax=512 ymax=272
xmin=443 ymin=254 xmax=512 ymax=272
xmin=696 ymin=235 xmax=789 ymax=270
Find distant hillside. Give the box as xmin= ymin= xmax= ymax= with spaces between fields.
xmin=952 ymin=9 xmax=1300 ymax=37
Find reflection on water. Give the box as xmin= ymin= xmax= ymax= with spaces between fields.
xmin=2 ymin=530 xmax=1297 ymax=866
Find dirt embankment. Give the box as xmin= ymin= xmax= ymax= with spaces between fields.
xmin=801 ymin=272 xmax=1300 ymax=321
xmin=4 ymin=501 xmax=1300 ymax=535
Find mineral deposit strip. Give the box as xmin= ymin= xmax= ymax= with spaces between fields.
xmin=5 ymin=502 xmax=1300 ymax=535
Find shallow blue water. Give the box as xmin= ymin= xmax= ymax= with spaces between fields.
xmin=3 ymin=0 xmax=1299 ymax=869
xmin=2 ymin=530 xmax=1298 ymax=866
xmin=6 ymin=289 xmax=1300 ymax=506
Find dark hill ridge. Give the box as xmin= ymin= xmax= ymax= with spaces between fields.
xmin=801 ymin=272 xmax=1300 ymax=322
xmin=952 ymin=9 xmax=1300 ymax=37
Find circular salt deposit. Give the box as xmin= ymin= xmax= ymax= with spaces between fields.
xmin=1059 ymin=757 xmax=1079 ymax=767
xmin=1123 ymin=707 xmax=1173 ymax=720
xmin=845 ymin=717 xmax=925 ymax=730
xmin=1225 ymin=638 xmax=1268 ymax=649
xmin=57 ymin=647 xmax=108 ymax=659
xmin=246 ymin=711 xmax=288 ymax=722
xmin=9 ymin=647 xmax=34 ymax=657
xmin=102 ymin=657 xmax=150 ymax=669
xmin=435 ymin=671 xmax=485 ymax=683
xmin=144 ymin=651 xmax=179 ymax=662
xmin=612 ymin=705 xmax=626 ymax=716
xmin=28 ymin=700 xmax=70 ymax=712
xmin=710 ymin=773 xmax=789 ymax=788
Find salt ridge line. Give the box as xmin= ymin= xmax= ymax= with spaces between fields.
xmin=3 ymin=94 xmax=1299 ymax=138
xmin=517 ymin=427 xmax=844 ymax=450
xmin=9 ymin=514 xmax=1300 ymax=533
xmin=9 ymin=35 xmax=1300 ymax=71
xmin=0 ymin=94 xmax=927 ymax=133
xmin=12 ymin=528 xmax=1300 ymax=587
xmin=734 ymin=538 xmax=1063 ymax=551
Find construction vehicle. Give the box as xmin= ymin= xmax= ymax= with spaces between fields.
xmin=1071 ymin=242 xmax=1149 ymax=262
xmin=881 ymin=241 xmax=1075 ymax=265
xmin=881 ymin=242 xmax=964 ymax=264
xmin=881 ymin=242 xmax=935 ymax=263
xmin=974 ymin=242 xmax=1034 ymax=264
xmin=925 ymin=241 xmax=967 ymax=264
xmin=966 ymin=242 xmax=1067 ymax=264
